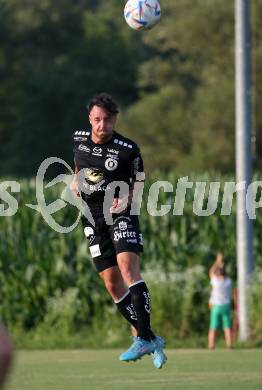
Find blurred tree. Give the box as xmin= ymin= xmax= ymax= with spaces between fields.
xmin=0 ymin=0 xmax=140 ymax=176
xmin=120 ymin=0 xmax=237 ymax=173
xmin=0 ymin=0 xmax=261 ymax=175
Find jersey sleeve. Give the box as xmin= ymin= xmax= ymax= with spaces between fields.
xmin=130 ymin=146 xmax=145 ymax=181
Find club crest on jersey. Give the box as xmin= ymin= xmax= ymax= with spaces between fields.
xmin=84 ymin=226 xmax=94 ymax=237
xmin=84 ymin=226 xmax=95 ymax=244
xmin=119 ymin=221 xmax=127 ymax=231
xmin=105 ymin=158 xmax=118 ymax=171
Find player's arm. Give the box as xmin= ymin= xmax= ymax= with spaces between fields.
xmin=129 ymin=147 xmax=145 ymax=202
xmin=209 ymin=252 xmax=224 ymax=278
xmin=70 ymin=159 xmax=80 ymax=197
xmin=110 ymin=186 xmax=135 ymax=213
xmin=110 ymin=147 xmax=145 ymax=213
xmin=128 ymin=172 xmax=145 ymax=204
xmin=71 ymin=130 xmax=87 ymax=197
xmin=111 ymin=176 xmax=145 ymax=212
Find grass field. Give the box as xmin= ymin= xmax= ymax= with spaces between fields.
xmin=7 ymin=349 xmax=262 ymax=390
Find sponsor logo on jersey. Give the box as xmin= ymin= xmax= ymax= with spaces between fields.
xmin=88 ymin=185 xmax=109 ymax=191
xmin=89 ymin=244 xmax=101 ymax=258
xmin=74 ymin=137 xmax=88 ymax=142
xmin=113 ymin=230 xmax=137 ymax=242
xmin=85 ymin=168 xmax=104 ymax=183
xmin=143 ymin=291 xmax=150 ymax=313
xmin=119 ymin=221 xmax=127 ymax=231
xmin=107 ymin=148 xmax=119 ymax=155
xmin=105 ymin=158 xmax=118 ymax=171
xmin=92 ymin=147 xmax=102 ymax=156
xmin=127 ymin=239 xmax=138 ymax=244
xmin=106 ymin=153 xmax=119 ymax=160
xmin=126 ymin=305 xmax=137 ymax=321
xmin=78 ymin=144 xmax=90 ymax=153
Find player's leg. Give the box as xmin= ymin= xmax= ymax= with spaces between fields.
xmin=117 ymin=252 xmax=166 ymax=366
xmin=223 ymin=328 xmax=232 ymax=349
xmin=101 ymin=268 xmax=155 ymax=341
xmin=82 ymin=216 xmax=143 ymax=355
xmin=208 ymin=306 xmax=219 ymax=349
xmin=0 ymin=324 xmax=13 ymax=390
xmin=117 ymin=252 xmax=153 ymax=341
xmin=98 ymin=265 xmax=138 ymax=330
xmin=82 ymin=216 xmax=139 ymax=335
xmin=99 ymin=265 xmax=127 ymax=302
xmin=110 ymin=215 xmax=166 ymax=367
xmin=222 ymin=304 xmax=233 ymax=349
xmin=111 ymin=216 xmax=154 ymax=342
xmin=208 ymin=329 xmax=216 ymax=350
xmin=98 ymin=256 xmax=166 ymax=366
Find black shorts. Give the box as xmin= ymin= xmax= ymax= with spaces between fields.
xmin=82 ymin=213 xmax=143 ymax=272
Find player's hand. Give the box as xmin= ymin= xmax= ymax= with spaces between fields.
xmin=70 ymin=177 xmax=80 ymax=197
xmin=110 ymin=197 xmax=129 ymax=214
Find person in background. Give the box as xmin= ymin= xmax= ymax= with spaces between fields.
xmin=0 ymin=324 xmax=13 ymax=389
xmin=208 ymin=252 xmax=233 ymax=350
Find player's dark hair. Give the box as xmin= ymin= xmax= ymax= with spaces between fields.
xmin=87 ymin=93 xmax=119 ymax=115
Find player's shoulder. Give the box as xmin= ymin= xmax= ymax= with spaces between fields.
xmin=72 ymin=129 xmax=90 ymax=142
xmin=113 ymin=131 xmax=140 ymax=153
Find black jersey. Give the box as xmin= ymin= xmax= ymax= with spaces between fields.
xmin=73 ymin=129 xmax=144 ymax=209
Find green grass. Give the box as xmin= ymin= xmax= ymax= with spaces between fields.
xmin=7 ymin=349 xmax=262 ymax=390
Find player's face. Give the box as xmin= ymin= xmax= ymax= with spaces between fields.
xmin=89 ymin=105 xmax=117 ymax=143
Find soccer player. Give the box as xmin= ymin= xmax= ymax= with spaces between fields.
xmin=0 ymin=324 xmax=13 ymax=389
xmin=208 ymin=252 xmax=233 ymax=350
xmin=70 ymin=92 xmax=166 ymax=368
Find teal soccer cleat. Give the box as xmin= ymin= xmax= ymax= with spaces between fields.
xmin=151 ymin=336 xmax=167 ymax=369
xmin=119 ymin=337 xmax=155 ymax=362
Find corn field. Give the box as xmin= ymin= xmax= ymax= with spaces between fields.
xmin=0 ymin=173 xmax=262 ymax=346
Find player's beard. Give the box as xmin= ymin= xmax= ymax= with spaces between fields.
xmin=98 ymin=130 xmax=113 ymax=142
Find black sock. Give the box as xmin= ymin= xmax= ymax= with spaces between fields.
xmin=115 ymin=291 xmax=156 ymax=340
xmin=129 ymin=280 xmax=153 ymax=341
xmin=115 ymin=291 xmax=138 ymax=329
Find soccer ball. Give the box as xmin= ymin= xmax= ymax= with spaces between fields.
xmin=124 ymin=0 xmax=161 ymax=31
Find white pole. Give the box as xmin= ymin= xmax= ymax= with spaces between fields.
xmin=235 ymin=0 xmax=253 ymax=341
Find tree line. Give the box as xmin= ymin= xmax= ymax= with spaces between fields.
xmin=0 ymin=0 xmax=261 ymax=176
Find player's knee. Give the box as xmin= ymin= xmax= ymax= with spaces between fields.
xmin=120 ymin=267 xmax=141 ymax=286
